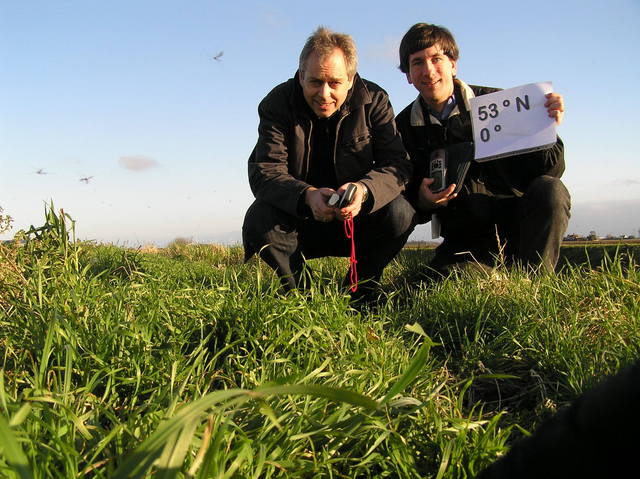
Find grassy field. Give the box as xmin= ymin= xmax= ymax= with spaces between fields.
xmin=1 ymin=207 xmax=638 ymax=478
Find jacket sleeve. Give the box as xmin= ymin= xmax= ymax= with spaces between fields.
xmin=494 ymin=136 xmax=565 ymax=195
xmin=360 ymin=90 xmax=413 ymax=213
xmin=395 ymin=105 xmax=434 ymax=221
xmin=521 ymin=136 xmax=565 ymax=178
xmin=248 ymin=90 xmax=310 ymax=218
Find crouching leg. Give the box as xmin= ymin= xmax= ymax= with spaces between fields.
xmin=242 ymin=200 xmax=305 ymax=291
xmin=517 ymin=175 xmax=571 ymax=271
xmin=350 ymin=195 xmax=416 ymax=301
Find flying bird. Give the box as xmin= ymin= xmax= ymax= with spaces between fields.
xmin=34 ymin=168 xmax=48 ymax=175
xmin=212 ymin=51 xmax=224 ymax=61
xmin=79 ymin=176 xmax=93 ymax=184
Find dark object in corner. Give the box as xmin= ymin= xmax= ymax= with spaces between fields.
xmin=478 ymin=360 xmax=640 ymax=479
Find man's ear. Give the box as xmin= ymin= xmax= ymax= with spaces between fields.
xmin=451 ymin=60 xmax=457 ymax=77
xmin=298 ymin=71 xmax=305 ymax=86
xmin=406 ymin=72 xmax=413 ymax=85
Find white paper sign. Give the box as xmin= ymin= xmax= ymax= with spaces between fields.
xmin=470 ymin=82 xmax=556 ymax=162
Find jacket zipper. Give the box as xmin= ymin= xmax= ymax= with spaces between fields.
xmin=333 ymin=111 xmax=349 ymax=180
xmin=303 ymin=119 xmax=313 ymax=180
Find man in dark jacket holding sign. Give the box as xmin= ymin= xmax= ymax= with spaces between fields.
xmin=243 ymin=26 xmax=415 ymax=300
xmin=396 ymin=23 xmax=571 ymax=275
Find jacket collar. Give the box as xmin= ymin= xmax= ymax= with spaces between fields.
xmin=408 ymin=78 xmax=475 ymax=126
xmin=290 ymin=70 xmax=371 ymax=119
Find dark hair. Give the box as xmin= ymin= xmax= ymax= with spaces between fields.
xmin=398 ymin=23 xmax=459 ymax=74
xmin=299 ymin=26 xmax=358 ymax=79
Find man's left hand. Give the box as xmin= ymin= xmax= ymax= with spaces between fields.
xmin=335 ymin=182 xmax=366 ymax=220
xmin=545 ymin=93 xmax=565 ymax=125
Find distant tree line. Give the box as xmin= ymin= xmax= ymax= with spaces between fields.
xmin=564 ymin=231 xmax=638 ymax=242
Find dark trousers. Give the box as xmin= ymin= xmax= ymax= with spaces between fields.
xmin=432 ymin=176 xmax=571 ymax=274
xmin=242 ymin=195 xmax=416 ymax=294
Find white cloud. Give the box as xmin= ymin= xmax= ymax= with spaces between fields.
xmin=119 ymin=156 xmax=159 ymax=172
xmin=568 ymin=199 xmax=640 ymax=237
xmin=259 ymin=8 xmax=289 ymax=30
xmin=362 ymin=36 xmax=401 ymax=65
xmin=611 ymin=178 xmax=640 ymax=186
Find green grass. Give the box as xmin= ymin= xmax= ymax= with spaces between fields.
xmin=0 ymin=205 xmax=638 ymax=478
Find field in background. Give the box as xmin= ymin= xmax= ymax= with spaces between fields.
xmin=1 ymin=207 xmax=638 ymax=478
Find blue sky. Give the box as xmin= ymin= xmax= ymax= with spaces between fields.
xmin=2 ymin=0 xmax=639 ymax=245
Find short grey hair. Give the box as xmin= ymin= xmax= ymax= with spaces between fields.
xmin=299 ymin=26 xmax=358 ymax=78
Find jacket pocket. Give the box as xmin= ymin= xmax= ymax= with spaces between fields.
xmin=339 ymin=133 xmax=373 ymax=172
xmin=342 ymin=132 xmax=372 ymax=151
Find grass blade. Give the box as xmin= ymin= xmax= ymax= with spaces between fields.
xmin=379 ymin=328 xmax=437 ymax=406
xmin=114 ymin=384 xmax=377 ymax=478
xmin=0 ymin=413 xmax=34 ymax=479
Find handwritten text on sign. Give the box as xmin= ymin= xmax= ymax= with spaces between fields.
xmin=470 ymin=82 xmax=556 ymax=162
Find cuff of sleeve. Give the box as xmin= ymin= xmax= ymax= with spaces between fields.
xmin=297 ymin=187 xmax=312 ymax=218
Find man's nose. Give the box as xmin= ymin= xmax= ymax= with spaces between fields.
xmin=319 ymin=82 xmax=331 ymax=98
xmin=424 ymin=61 xmax=436 ymax=76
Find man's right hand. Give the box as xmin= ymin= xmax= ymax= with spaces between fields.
xmin=418 ymin=177 xmax=457 ymax=211
xmin=305 ymin=187 xmax=337 ymax=222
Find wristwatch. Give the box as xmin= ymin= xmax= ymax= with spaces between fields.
xmin=358 ymin=182 xmax=369 ymax=202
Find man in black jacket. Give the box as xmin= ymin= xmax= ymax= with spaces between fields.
xmin=243 ymin=27 xmax=415 ymax=300
xmin=396 ymin=23 xmax=571 ymax=275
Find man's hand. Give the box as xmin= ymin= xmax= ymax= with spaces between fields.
xmin=305 ymin=187 xmax=337 ymax=222
xmin=545 ymin=93 xmax=565 ymax=125
xmin=335 ymin=182 xmax=366 ymax=220
xmin=418 ymin=177 xmax=457 ymax=211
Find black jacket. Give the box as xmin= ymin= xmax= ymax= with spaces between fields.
xmin=248 ymin=72 xmax=412 ymax=218
xmin=396 ymin=79 xmax=565 ymax=221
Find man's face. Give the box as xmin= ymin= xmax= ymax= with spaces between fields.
xmin=406 ymin=45 xmax=457 ymax=112
xmin=299 ymin=48 xmax=354 ymax=118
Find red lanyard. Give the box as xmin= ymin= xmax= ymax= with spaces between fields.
xmin=343 ymin=215 xmax=358 ymax=292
